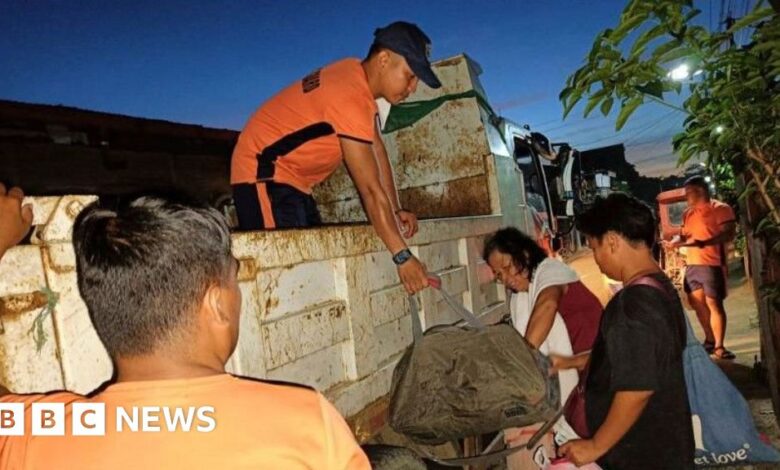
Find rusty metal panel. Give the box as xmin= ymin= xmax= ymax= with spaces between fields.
xmin=256 ymin=260 xmax=338 ymax=321
xmin=366 ymin=252 xmax=402 ymax=293
xmin=399 ymin=175 xmax=492 ymax=219
xmin=330 ymin=360 xmax=396 ymax=419
xmin=226 ymin=279 xmax=266 ymax=378
xmin=261 ymin=301 xmax=349 ymax=370
xmin=428 ymin=267 xmax=470 ymax=327
xmin=0 ymin=245 xmax=64 ymax=393
xmin=373 ymin=315 xmax=413 ymax=366
xmin=42 ymin=243 xmax=112 ymax=394
xmin=392 ymin=99 xmax=488 ymax=189
xmin=369 ymin=286 xmax=408 ymax=328
xmin=420 ymin=240 xmax=461 ymax=273
xmin=265 ymin=342 xmax=349 ymax=391
xmin=39 ymin=196 xmax=98 ymax=244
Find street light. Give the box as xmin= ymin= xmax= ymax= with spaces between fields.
xmin=668 ymin=63 xmax=704 ymax=81
xmin=668 ymin=64 xmax=691 ymax=81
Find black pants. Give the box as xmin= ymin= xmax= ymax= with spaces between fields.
xmin=232 ymin=182 xmax=322 ymax=230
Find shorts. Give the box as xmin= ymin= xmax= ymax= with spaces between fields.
xmin=232 ymin=182 xmax=322 ymax=230
xmin=684 ymin=265 xmax=727 ymax=300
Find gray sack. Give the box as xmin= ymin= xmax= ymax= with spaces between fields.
xmin=389 ymin=288 xmax=560 ymax=445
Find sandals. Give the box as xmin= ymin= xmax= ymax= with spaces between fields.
xmin=702 ymin=341 xmax=715 ymax=354
xmin=711 ymin=346 xmax=736 ymax=360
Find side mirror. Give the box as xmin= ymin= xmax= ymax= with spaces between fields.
xmin=530 ymin=132 xmax=557 ymax=162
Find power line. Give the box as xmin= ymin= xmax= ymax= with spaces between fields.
xmin=623 ymin=109 xmax=679 ymax=146
xmin=570 ymin=109 xmax=681 ymax=149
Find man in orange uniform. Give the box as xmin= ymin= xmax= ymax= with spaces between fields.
xmin=231 ymin=21 xmax=441 ymax=295
xmin=665 ymin=175 xmax=737 ymax=359
xmin=0 ymin=194 xmax=370 ymax=470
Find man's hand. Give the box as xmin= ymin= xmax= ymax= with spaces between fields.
xmin=548 ymin=352 xmax=590 ymax=376
xmin=396 ymin=210 xmax=418 ymax=238
xmin=397 ymin=256 xmax=429 ymax=294
xmin=0 ymin=184 xmax=33 ymax=258
xmin=662 ymin=235 xmax=683 ymax=250
xmin=559 ymin=439 xmax=606 ymax=467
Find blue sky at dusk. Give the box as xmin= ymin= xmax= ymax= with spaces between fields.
xmin=3 ymin=0 xmax=734 ymax=176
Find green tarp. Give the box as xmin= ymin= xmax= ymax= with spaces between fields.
xmin=382 ymin=90 xmax=497 ymax=134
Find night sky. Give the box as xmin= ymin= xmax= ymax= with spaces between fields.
xmin=3 ymin=0 xmax=733 ymax=176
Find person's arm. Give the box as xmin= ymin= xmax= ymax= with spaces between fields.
xmin=549 ymin=351 xmax=590 ymax=374
xmin=372 ymin=123 xmax=418 ymax=238
xmin=524 ymin=284 xmax=566 ymax=349
xmin=340 ymin=137 xmax=428 ymax=294
xmin=0 ymin=184 xmax=33 ymax=261
xmin=698 ymin=220 xmax=737 ymax=247
xmin=559 ymin=390 xmax=653 ymax=466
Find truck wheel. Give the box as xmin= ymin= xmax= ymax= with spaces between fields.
xmin=361 ymin=445 xmax=427 ymax=470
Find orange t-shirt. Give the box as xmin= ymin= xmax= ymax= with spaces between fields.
xmin=681 ymin=200 xmax=736 ymax=266
xmin=231 ymin=58 xmax=378 ymax=194
xmin=0 ymin=374 xmax=370 ymax=470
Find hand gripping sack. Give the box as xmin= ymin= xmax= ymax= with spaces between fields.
xmin=389 ymin=287 xmax=560 ymax=445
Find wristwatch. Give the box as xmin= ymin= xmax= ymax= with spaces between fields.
xmin=392 ymin=248 xmax=414 ymax=266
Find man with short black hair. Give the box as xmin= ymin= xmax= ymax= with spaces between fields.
xmin=0 ymin=195 xmax=370 ymax=469
xmin=664 ymin=175 xmax=737 ymax=359
xmin=557 ymin=193 xmax=694 ymax=469
xmin=231 ymin=21 xmax=442 ymax=295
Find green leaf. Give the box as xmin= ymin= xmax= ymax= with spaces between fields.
xmin=629 ymin=24 xmax=668 ymax=58
xmin=727 ymin=6 xmax=774 ymax=34
xmin=755 ymin=215 xmax=777 ymax=234
xmin=563 ymin=88 xmax=585 ymax=119
xmin=751 ymin=40 xmax=780 ymax=53
xmin=559 ymin=86 xmax=574 ymax=102
xmin=683 ymin=8 xmax=702 ymax=23
xmin=615 ymin=97 xmax=643 ymax=130
xmin=635 ymin=80 xmax=665 ymax=99
xmin=737 ymin=181 xmax=757 ymax=202
xmin=609 ymin=14 xmax=648 ymax=44
xmin=658 ymin=46 xmax=697 ymax=65
xmin=651 ymin=39 xmax=682 ymax=61
xmin=600 ymin=97 xmax=614 ymax=116
xmin=583 ymin=89 xmax=608 ymax=118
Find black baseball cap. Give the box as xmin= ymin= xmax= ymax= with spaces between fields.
xmin=373 ymin=21 xmax=442 ymax=89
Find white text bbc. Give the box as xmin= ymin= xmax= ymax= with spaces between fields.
xmin=0 ymin=404 xmax=216 ymax=436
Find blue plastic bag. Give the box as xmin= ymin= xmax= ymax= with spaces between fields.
xmin=683 ymin=317 xmax=780 ymax=466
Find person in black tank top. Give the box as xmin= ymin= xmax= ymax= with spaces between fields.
xmin=554 ymin=193 xmax=694 ymax=469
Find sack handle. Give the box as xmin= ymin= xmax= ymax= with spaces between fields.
xmin=626 ymin=275 xmax=698 ymax=346
xmin=408 ymin=275 xmax=486 ymax=341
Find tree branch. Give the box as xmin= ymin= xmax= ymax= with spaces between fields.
xmin=747 ymin=165 xmax=780 ymax=225
xmin=746 ymin=147 xmax=780 ymax=193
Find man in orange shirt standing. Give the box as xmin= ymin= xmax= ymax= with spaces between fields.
xmin=0 ymin=194 xmax=370 ymax=470
xmin=665 ymin=176 xmax=737 ymax=360
xmin=231 ymin=21 xmax=441 ymax=295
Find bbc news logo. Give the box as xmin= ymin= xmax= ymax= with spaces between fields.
xmin=0 ymin=404 xmax=216 ymax=436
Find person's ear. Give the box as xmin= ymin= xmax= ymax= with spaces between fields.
xmin=204 ymin=283 xmax=231 ymax=325
xmin=377 ymin=49 xmax=391 ymax=68
xmin=606 ymin=231 xmax=620 ymax=253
